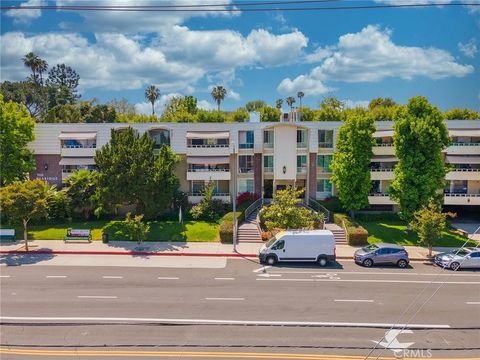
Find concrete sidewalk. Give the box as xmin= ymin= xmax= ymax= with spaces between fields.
xmin=0 ymin=239 xmax=457 ymax=260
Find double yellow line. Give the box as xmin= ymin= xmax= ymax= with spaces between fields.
xmin=2 ymin=348 xmax=479 ymax=359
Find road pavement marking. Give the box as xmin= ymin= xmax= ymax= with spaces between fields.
xmin=205 ymin=297 xmax=245 ymax=301
xmin=0 ymin=316 xmax=451 ymax=329
xmin=157 ymin=277 xmax=179 ymax=280
xmin=46 ymin=275 xmax=67 ymax=278
xmin=102 ymin=276 xmax=123 ymax=279
xmin=268 ymin=270 xmax=480 ymax=277
xmin=257 ymin=273 xmax=282 ymax=278
xmin=256 ymin=278 xmax=480 ymax=285
xmin=77 ymin=296 xmax=117 ymax=299
xmin=214 ymin=277 xmax=235 ymax=280
xmin=334 ymin=299 xmax=374 ymax=303
xmin=0 ymin=275 xmax=11 ymax=278
xmin=253 ymin=266 xmax=271 ymax=273
xmin=466 ymin=302 xmax=480 ymax=305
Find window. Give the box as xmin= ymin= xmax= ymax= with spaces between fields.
xmin=238 ymin=155 xmax=254 ymax=173
xmin=316 ymin=179 xmax=332 ymax=193
xmin=150 ymin=130 xmax=170 ymax=148
xmin=239 ymin=131 xmax=254 ymax=149
xmin=317 ymin=155 xmax=333 ymax=172
xmin=272 ymin=240 xmax=285 ymax=250
xmin=191 ymin=181 xmax=204 ymax=194
xmin=263 ymin=130 xmax=274 ymax=148
xmin=263 ymin=155 xmax=273 ymax=172
xmin=296 ymin=129 xmax=307 ymax=148
xmin=318 ymin=130 xmax=333 ymax=148
xmin=297 ymin=155 xmax=307 ymax=173
xmin=238 ymin=179 xmax=254 ymax=193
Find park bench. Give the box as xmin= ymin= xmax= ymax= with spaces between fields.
xmin=64 ymin=229 xmax=92 ymax=243
xmin=0 ymin=229 xmax=16 ymax=243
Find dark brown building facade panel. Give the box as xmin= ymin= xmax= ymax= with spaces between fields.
xmin=29 ymin=154 xmax=62 ymax=187
xmin=308 ymin=152 xmax=317 ymax=198
xmin=253 ymin=153 xmax=262 ymax=196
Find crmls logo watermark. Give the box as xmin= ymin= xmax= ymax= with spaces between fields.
xmin=372 ymin=329 xmax=433 ymax=359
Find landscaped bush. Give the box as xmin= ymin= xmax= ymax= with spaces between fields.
xmin=334 ymin=213 xmax=368 ymax=246
xmin=219 ymin=211 xmax=244 ymax=243
xmin=103 ymin=213 xmax=150 ymax=242
xmin=236 ymin=192 xmax=260 ymax=210
xmin=319 ymin=196 xmax=345 ymax=213
xmin=46 ymin=190 xmax=71 ymax=223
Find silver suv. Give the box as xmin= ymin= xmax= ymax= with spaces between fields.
xmin=354 ymin=243 xmax=409 ymax=268
xmin=434 ymin=247 xmax=480 ymax=270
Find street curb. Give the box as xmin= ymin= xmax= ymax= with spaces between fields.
xmin=0 ymin=250 xmax=429 ymax=261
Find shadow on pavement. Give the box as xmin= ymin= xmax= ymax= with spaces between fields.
xmin=104 ymin=241 xmax=190 ymax=259
xmin=0 ymin=249 xmax=55 ymax=266
xmin=271 ymin=262 xmax=345 ymax=270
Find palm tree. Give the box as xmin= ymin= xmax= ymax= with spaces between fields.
xmin=286 ymin=96 xmax=296 ymax=110
xmin=297 ymin=91 xmax=304 ymax=108
xmin=22 ymin=52 xmax=48 ymax=86
xmin=211 ymin=85 xmax=227 ymax=111
xmin=144 ymin=85 xmax=160 ymax=115
xmin=275 ymin=98 xmax=283 ymax=111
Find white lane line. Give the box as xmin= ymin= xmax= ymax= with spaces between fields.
xmin=256 ymin=278 xmax=480 ymax=285
xmin=205 ymin=298 xmax=245 ymax=301
xmin=102 ymin=276 xmax=123 ymax=279
xmin=253 ymin=266 xmax=271 ymax=273
xmin=157 ymin=277 xmax=179 ymax=280
xmin=268 ymin=270 xmax=480 ymax=277
xmin=0 ymin=316 xmax=451 ymax=329
xmin=46 ymin=275 xmax=67 ymax=278
xmin=0 ymin=275 xmax=11 ymax=278
xmin=214 ymin=277 xmax=235 ymax=280
xmin=466 ymin=302 xmax=480 ymax=305
xmin=77 ymin=296 xmax=117 ymax=299
xmin=334 ymin=299 xmax=374 ymax=303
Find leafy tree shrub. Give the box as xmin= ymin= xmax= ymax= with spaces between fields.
xmin=219 ymin=211 xmax=244 ymax=243
xmin=259 ymin=106 xmax=280 ymax=122
xmin=319 ymin=196 xmax=345 ymax=213
xmin=103 ymin=212 xmax=150 ymax=244
xmin=190 ymin=182 xmax=228 ymax=220
xmin=236 ymin=192 xmax=260 ymax=210
xmin=47 ymin=190 xmax=71 ymax=223
xmin=64 ymin=169 xmax=98 ymax=219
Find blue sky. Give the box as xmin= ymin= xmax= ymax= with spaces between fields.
xmin=1 ymin=0 xmax=479 ymax=114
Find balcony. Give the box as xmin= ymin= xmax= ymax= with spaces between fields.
xmin=187 ymin=192 xmax=231 ymax=204
xmin=239 ymin=167 xmax=254 ymax=174
xmin=296 ymin=142 xmax=307 ymax=149
xmin=186 ymin=144 xmax=230 ymax=156
xmin=186 ymin=168 xmax=231 ymax=181
xmin=61 ymin=145 xmax=96 ymax=157
xmin=445 ymin=143 xmax=480 ymax=155
xmin=263 ymin=142 xmax=274 ymax=149
xmin=264 ymin=166 xmax=273 ymax=174
xmin=446 ymin=169 xmax=480 ymax=181
xmin=373 ymin=144 xmax=395 ymax=156
xmin=368 ymin=193 xmax=396 ymax=205
xmin=297 ymin=166 xmax=307 ymax=174
xmin=239 ymin=143 xmax=254 ymax=150
xmin=370 ymin=168 xmax=395 ymax=180
xmin=318 ymin=142 xmax=333 ymax=149
xmin=444 ymin=193 xmax=480 ymax=205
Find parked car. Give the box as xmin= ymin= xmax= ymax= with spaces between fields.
xmin=434 ymin=247 xmax=480 ymax=270
xmin=259 ymin=230 xmax=336 ymax=266
xmin=354 ymin=243 xmax=409 ymax=268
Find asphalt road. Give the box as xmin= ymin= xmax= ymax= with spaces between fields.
xmin=1 ymin=257 xmax=479 ymax=359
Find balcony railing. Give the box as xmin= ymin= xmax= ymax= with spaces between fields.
xmin=263 ymin=142 xmax=274 ymax=149
xmin=239 ymin=143 xmax=254 ymax=149
xmin=188 ymin=192 xmax=230 ymax=197
xmin=239 ymin=167 xmax=254 ymax=173
xmin=445 ymin=193 xmax=480 ymax=197
xmin=264 ymin=166 xmax=273 ymax=173
xmin=369 ymin=193 xmax=390 ymax=197
xmin=62 ymin=144 xmax=96 ymax=149
xmin=371 ymin=168 xmax=395 ymax=172
xmin=296 ymin=142 xmax=307 ymax=148
xmin=451 ymin=168 xmax=480 ymax=172
xmin=187 ymin=144 xmax=229 ymax=148
xmin=450 ymin=142 xmax=480 ymax=146
xmin=297 ymin=166 xmax=307 ymax=173
xmin=187 ymin=168 xmax=229 ymax=172
xmin=318 ymin=142 xmax=333 ymax=148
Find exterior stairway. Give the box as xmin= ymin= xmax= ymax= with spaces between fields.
xmin=237 ymin=208 xmax=263 ymax=243
xmin=325 ymin=223 xmax=348 ymax=245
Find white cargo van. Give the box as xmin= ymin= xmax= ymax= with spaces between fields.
xmin=259 ymin=230 xmax=336 ymax=266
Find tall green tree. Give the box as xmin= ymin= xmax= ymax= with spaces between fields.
xmin=259 ymin=106 xmax=280 ymax=122
xmin=64 ymin=169 xmax=99 ymax=219
xmin=444 ymin=108 xmax=479 ymax=120
xmin=245 ymin=100 xmax=266 ymax=112
xmin=286 ymin=96 xmax=296 ymax=109
xmin=330 ymin=112 xmax=376 ymax=218
xmin=144 ymin=85 xmax=160 ymax=115
xmin=0 ymin=96 xmax=36 ymax=186
xmin=44 ymin=104 xmax=82 ymax=123
xmin=22 ymin=52 xmax=48 ymax=86
xmin=317 ymin=97 xmax=345 ymax=121
xmin=0 ymin=179 xmax=49 ymax=251
xmin=46 ymin=64 xmax=80 ymax=106
xmin=275 ymin=98 xmax=283 ymax=111
xmin=390 ymin=96 xmax=450 ymax=222
xmin=297 ymin=91 xmax=305 ymax=107
xmin=0 ymin=81 xmax=46 ymax=119
xmin=211 ymin=86 xmax=227 ymax=111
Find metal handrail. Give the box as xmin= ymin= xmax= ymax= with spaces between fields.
xmin=450 ymin=142 xmax=480 ymax=147
xmin=187 ymin=168 xmax=230 ymax=172
xmin=187 ymin=192 xmax=230 ymax=197
xmin=306 ymin=197 xmax=330 ymax=223
xmin=187 ymin=144 xmax=229 ymax=148
xmin=62 ymin=144 xmax=97 ymax=149
xmin=370 ymin=168 xmax=395 ymax=172
xmin=245 ymin=197 xmax=264 ymax=220
xmin=445 ymin=193 xmax=480 ymax=197
xmin=369 ymin=193 xmax=390 ymax=197
xmin=450 ymin=168 xmax=480 ymax=172
xmin=341 ymin=218 xmax=350 ymax=244
xmin=373 ymin=143 xmax=394 ymax=147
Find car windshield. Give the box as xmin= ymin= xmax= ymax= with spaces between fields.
xmin=265 ymin=236 xmax=278 ymax=247
xmin=362 ymin=244 xmax=379 ymax=252
xmin=454 ymin=249 xmax=470 ymax=257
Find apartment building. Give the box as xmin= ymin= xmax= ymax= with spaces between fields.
xmin=28 ymin=118 xmax=480 ymax=209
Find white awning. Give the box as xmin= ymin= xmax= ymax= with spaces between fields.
xmin=58 ymin=132 xmax=97 ymax=140
xmin=446 ymin=156 xmax=480 ymax=164
xmin=59 ymin=157 xmax=96 ymax=166
xmin=372 ymin=156 xmax=397 ymax=162
xmin=449 ymin=129 xmax=480 ymax=137
xmin=186 ymin=131 xmax=229 ymax=139
xmin=373 ymin=130 xmax=394 ymax=138
xmin=187 ymin=156 xmax=230 ymax=165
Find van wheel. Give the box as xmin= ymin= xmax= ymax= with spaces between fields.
xmin=397 ymin=259 xmax=408 ymax=268
xmin=317 ymin=257 xmax=327 ymax=267
xmin=266 ymin=256 xmax=277 ymax=266
xmin=363 ymin=258 xmax=373 ymax=267
xmin=450 ymin=262 xmax=460 ymax=271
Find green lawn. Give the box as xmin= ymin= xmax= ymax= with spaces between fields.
xmin=16 ymin=220 xmax=220 ymax=242
xmin=358 ymin=220 xmax=477 ymax=248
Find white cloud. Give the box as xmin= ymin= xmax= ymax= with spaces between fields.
xmin=227 ymin=89 xmax=241 ymax=101
xmin=5 ymin=0 xmax=46 ymax=24
xmin=458 ymin=38 xmax=478 ymax=58
xmin=135 ymin=92 xmax=182 ymax=115
xmin=278 ymin=25 xmax=474 ymax=94
xmin=343 ymin=99 xmax=369 ymax=109
xmin=197 ymin=100 xmax=215 ymax=110
xmin=277 ymin=75 xmax=332 ymax=96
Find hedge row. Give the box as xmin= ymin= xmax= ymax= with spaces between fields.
xmin=219 ymin=211 xmax=245 ymax=243
xmin=333 ymin=213 xmax=369 ymax=246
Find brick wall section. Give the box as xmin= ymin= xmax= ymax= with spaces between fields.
xmin=254 ymin=153 xmax=262 ymax=196
xmin=29 ymin=154 xmax=62 ymax=187
xmin=308 ymin=152 xmax=317 ymax=198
